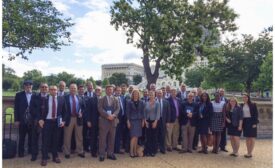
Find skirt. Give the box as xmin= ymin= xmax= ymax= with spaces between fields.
xmin=243 ymin=118 xmax=257 ymax=138
xmin=129 ymin=119 xmax=143 ymax=138
xmin=210 ymin=112 xmax=224 ymax=132
xmin=197 ymin=118 xmax=209 ymax=135
xmin=227 ymin=123 xmax=242 ymax=137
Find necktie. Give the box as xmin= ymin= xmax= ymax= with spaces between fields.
xmin=119 ymin=97 xmax=124 ymax=115
xmin=52 ymin=96 xmax=56 ymax=119
xmin=72 ymin=95 xmax=77 ymax=116
xmin=159 ymin=99 xmax=163 ymax=117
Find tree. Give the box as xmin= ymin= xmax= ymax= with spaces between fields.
xmin=184 ymin=67 xmax=205 ymax=87
xmin=2 ymin=64 xmax=21 ymax=91
xmin=102 ymin=78 xmax=110 ymax=88
xmin=133 ymin=74 xmax=142 ymax=85
xmin=110 ymin=0 xmax=237 ymax=89
xmin=22 ymin=69 xmax=46 ymax=90
xmin=56 ymin=72 xmax=75 ymax=85
xmin=208 ymin=28 xmax=273 ymax=94
xmin=86 ymin=76 xmax=97 ymax=87
xmin=109 ymin=73 xmax=128 ymax=86
xmin=95 ymin=80 xmax=102 ymax=86
xmin=45 ymin=74 xmax=59 ymax=86
xmin=3 ymin=0 xmax=74 ymax=60
xmin=253 ymin=51 xmax=273 ymax=94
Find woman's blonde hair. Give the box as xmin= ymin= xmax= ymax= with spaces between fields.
xmin=226 ymin=97 xmax=238 ymax=112
xmin=131 ymin=89 xmax=140 ymax=101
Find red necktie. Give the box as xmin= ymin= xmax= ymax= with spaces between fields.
xmin=72 ymin=95 xmax=77 ymax=116
xmin=52 ymin=96 xmax=56 ymax=119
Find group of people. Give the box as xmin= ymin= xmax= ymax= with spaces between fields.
xmin=13 ymin=80 xmax=259 ymax=166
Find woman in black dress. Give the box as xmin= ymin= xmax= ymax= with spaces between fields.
xmin=241 ymin=93 xmax=259 ymax=158
xmin=197 ymin=92 xmax=213 ymax=154
xmin=126 ymin=89 xmax=145 ymax=158
xmin=225 ymin=97 xmax=243 ymax=157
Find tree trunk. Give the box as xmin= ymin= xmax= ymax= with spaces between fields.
xmin=245 ymin=81 xmax=252 ymax=96
xmin=142 ymin=48 xmax=161 ymax=90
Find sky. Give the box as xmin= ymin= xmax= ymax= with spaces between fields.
xmin=2 ymin=0 xmax=273 ymax=80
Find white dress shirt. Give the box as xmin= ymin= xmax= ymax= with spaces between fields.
xmin=47 ymin=96 xmax=58 ymax=119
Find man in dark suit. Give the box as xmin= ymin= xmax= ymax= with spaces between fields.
xmin=141 ymin=89 xmax=149 ymax=102
xmin=176 ymin=83 xmax=188 ymax=103
xmin=57 ymin=80 xmax=67 ymax=152
xmin=38 ymin=85 xmax=65 ymax=166
xmin=63 ymin=83 xmax=85 ymax=159
xmin=87 ymin=86 xmax=102 ymax=157
xmin=156 ymin=89 xmax=171 ymax=154
xmin=114 ymin=86 xmax=129 ymax=154
xmin=219 ymin=88 xmax=229 ymax=152
xmin=98 ymin=85 xmax=120 ymax=161
xmin=14 ymin=80 xmax=34 ymax=157
xmin=29 ymin=83 xmax=49 ymax=161
xmin=78 ymin=85 xmax=90 ymax=152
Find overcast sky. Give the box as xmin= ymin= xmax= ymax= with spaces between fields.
xmin=2 ymin=0 xmax=273 ymax=80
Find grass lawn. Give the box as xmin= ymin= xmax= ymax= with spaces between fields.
xmin=4 ymin=108 xmax=14 ymax=124
xmin=3 ymin=91 xmax=16 ymax=96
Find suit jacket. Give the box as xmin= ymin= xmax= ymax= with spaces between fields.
xmin=157 ymin=98 xmax=171 ymax=126
xmin=167 ymin=97 xmax=182 ymax=123
xmin=176 ymin=91 xmax=188 ymax=103
xmin=86 ymin=96 xmax=100 ymax=126
xmin=78 ymin=95 xmax=90 ymax=122
xmin=198 ymin=102 xmax=213 ymax=127
xmin=226 ymin=105 xmax=243 ymax=127
xmin=30 ymin=93 xmax=48 ymax=120
xmin=84 ymin=91 xmax=96 ymax=98
xmin=14 ymin=91 xmax=35 ymax=123
xmin=116 ymin=95 xmax=126 ymax=120
xmin=63 ymin=94 xmax=85 ymax=126
xmin=35 ymin=95 xmax=65 ymax=121
xmin=240 ymin=103 xmax=259 ymax=125
xmin=126 ymin=100 xmax=144 ymax=120
xmin=98 ymin=95 xmax=120 ymax=127
xmin=179 ymin=101 xmax=199 ymax=126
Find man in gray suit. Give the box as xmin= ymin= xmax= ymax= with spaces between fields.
xmin=98 ymin=85 xmax=120 ymax=161
xmin=156 ymin=89 xmax=171 ymax=154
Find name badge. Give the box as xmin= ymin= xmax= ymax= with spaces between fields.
xmin=187 ymin=109 xmax=191 ymax=113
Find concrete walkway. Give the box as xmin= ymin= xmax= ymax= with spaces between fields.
xmin=3 ymin=139 xmax=272 ymax=168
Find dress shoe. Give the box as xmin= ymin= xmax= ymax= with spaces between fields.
xmin=244 ymin=154 xmax=252 ymax=158
xmin=187 ymin=149 xmax=193 ymax=153
xmin=220 ymin=148 xmax=228 ymax=152
xmin=99 ymin=156 xmax=105 ymax=162
xmin=160 ymin=150 xmax=166 ymax=154
xmin=78 ymin=153 xmax=85 ymax=158
xmin=18 ymin=153 xmax=24 ymax=157
xmin=53 ymin=157 xmax=61 ymax=163
xmin=150 ymin=153 xmax=155 ymax=157
xmin=167 ymin=148 xmax=172 ymax=152
xmin=91 ymin=153 xmax=97 ymax=158
xmin=41 ymin=160 xmax=47 ymax=166
xmin=107 ymin=154 xmax=117 ymax=160
xmin=31 ymin=155 xmax=37 ymax=161
xmin=65 ymin=154 xmax=70 ymax=159
xmin=47 ymin=155 xmax=51 ymax=160
xmin=173 ymin=148 xmax=180 ymax=151
xmin=179 ymin=150 xmax=187 ymax=154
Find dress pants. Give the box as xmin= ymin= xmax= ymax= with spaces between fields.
xmin=18 ymin=122 xmax=32 ymax=155
xmin=166 ymin=118 xmax=179 ymax=149
xmin=31 ymin=122 xmax=41 ymax=157
xmin=157 ymin=118 xmax=166 ymax=152
xmin=181 ymin=122 xmax=195 ymax=151
xmin=114 ymin=115 xmax=129 ymax=153
xmin=42 ymin=119 xmax=59 ymax=160
xmin=83 ymin=122 xmax=90 ymax=151
xmin=90 ymin=125 xmax=99 ymax=155
xmin=64 ymin=117 xmax=83 ymax=155
xmin=145 ymin=120 xmax=157 ymax=155
xmin=98 ymin=118 xmax=116 ymax=157
xmin=192 ymin=126 xmax=199 ymax=149
xmin=219 ymin=127 xmax=227 ymax=149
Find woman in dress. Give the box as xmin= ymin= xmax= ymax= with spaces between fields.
xmin=197 ymin=92 xmax=213 ymax=154
xmin=126 ymin=89 xmax=145 ymax=158
xmin=241 ymin=93 xmax=259 ymax=158
xmin=210 ymin=92 xmax=226 ymax=154
xmin=225 ymin=97 xmax=243 ymax=157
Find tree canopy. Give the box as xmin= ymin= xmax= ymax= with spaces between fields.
xmin=109 ymin=73 xmax=128 ymax=86
xmin=3 ymin=0 xmax=74 ymax=60
xmin=110 ymin=0 xmax=237 ymax=88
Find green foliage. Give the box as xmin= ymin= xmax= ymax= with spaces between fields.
xmin=2 ymin=64 xmax=21 ymax=91
xmin=110 ymin=0 xmax=237 ymax=88
xmin=3 ymin=0 xmax=74 ymax=60
xmin=133 ymin=74 xmax=142 ymax=85
xmin=253 ymin=51 xmax=273 ymax=91
xmin=95 ymin=80 xmax=102 ymax=86
xmin=57 ymin=71 xmax=75 ymax=85
xmin=45 ymin=74 xmax=59 ymax=86
xmin=109 ymin=73 xmax=128 ymax=86
xmin=22 ymin=69 xmax=46 ymax=90
xmin=102 ymin=78 xmax=110 ymax=88
xmin=184 ymin=67 xmax=205 ymax=87
xmin=207 ymin=28 xmax=273 ymax=93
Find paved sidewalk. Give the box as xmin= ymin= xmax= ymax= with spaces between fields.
xmin=3 ymin=140 xmax=272 ymax=168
